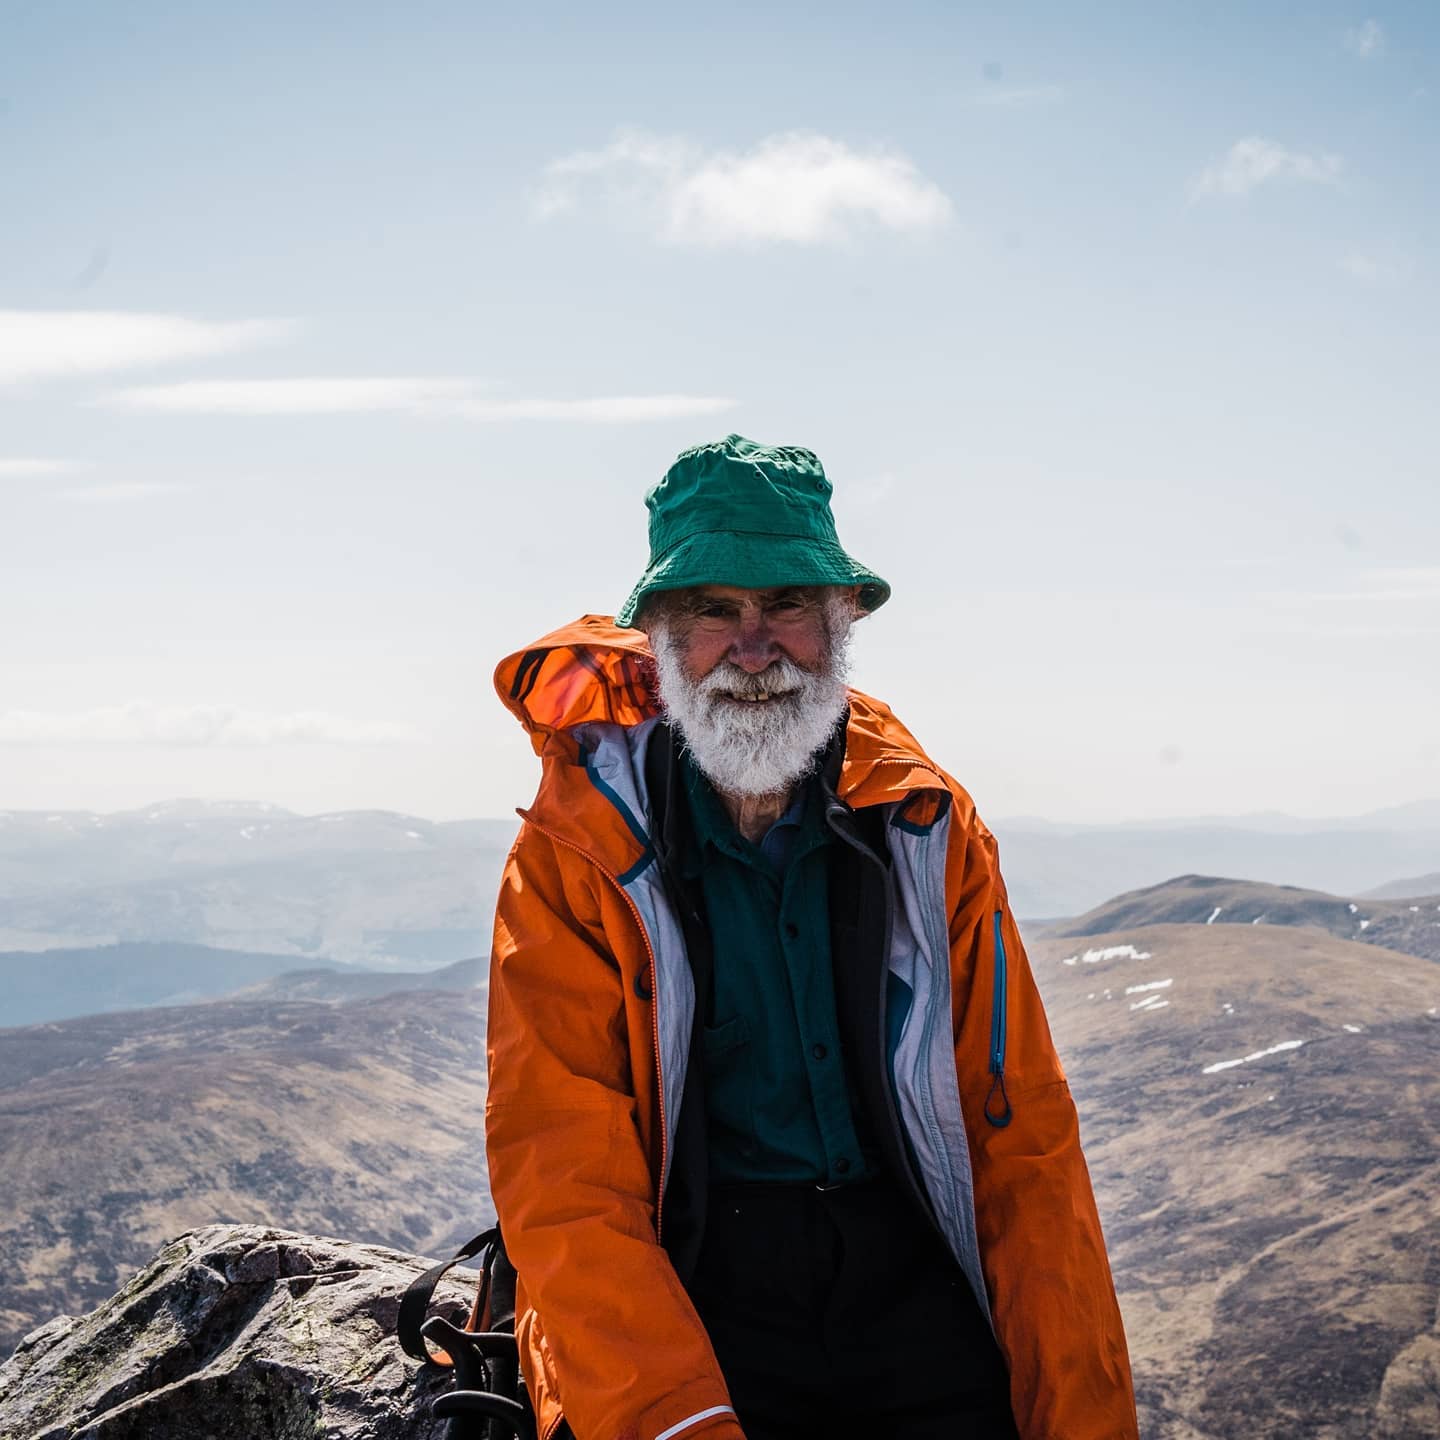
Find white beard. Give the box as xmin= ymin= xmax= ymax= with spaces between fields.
xmin=649 ymin=609 xmax=851 ymax=799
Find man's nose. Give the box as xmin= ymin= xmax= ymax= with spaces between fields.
xmin=727 ymin=616 xmax=780 ymax=673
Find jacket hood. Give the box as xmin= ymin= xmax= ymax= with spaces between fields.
xmin=494 ymin=616 xmax=953 ymax=816
xmin=495 ymin=615 xmax=660 ymax=753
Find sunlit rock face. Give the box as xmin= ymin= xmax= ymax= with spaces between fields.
xmin=0 ymin=1226 xmax=470 ymax=1440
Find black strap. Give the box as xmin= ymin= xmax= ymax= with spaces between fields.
xmin=398 ymin=1227 xmax=500 ymax=1364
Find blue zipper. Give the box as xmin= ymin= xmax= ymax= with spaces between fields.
xmin=985 ymin=909 xmax=1012 ymax=1127
xmin=989 ymin=910 xmax=1008 ymax=1072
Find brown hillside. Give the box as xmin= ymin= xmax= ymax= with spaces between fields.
xmin=4 ymin=922 xmax=1439 ymax=1437
xmin=0 ymin=989 xmax=489 ymax=1356
xmin=1032 ymin=922 xmax=1440 ymax=1440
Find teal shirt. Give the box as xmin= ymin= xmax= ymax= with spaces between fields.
xmin=680 ymin=755 xmax=871 ymax=1185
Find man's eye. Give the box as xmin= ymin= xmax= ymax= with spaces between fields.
xmin=695 ymin=604 xmax=735 ymax=620
xmin=766 ymin=598 xmax=806 ymax=617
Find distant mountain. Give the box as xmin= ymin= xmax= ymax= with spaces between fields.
xmin=1339 ymin=797 xmax=1440 ymax=831
xmin=1050 ymin=874 xmax=1440 ymax=963
xmin=1028 ymin=918 xmax=1440 ymax=1439
xmin=990 ymin=814 xmax=1440 ymax=918
xmin=1000 ymin=797 xmax=1440 ymax=834
xmin=0 ymin=985 xmax=489 ymax=1356
xmin=0 ymin=941 xmax=359 ymax=1028
xmin=234 ymin=955 xmax=486 ymax=1003
xmin=0 ymin=800 xmax=519 ymax=966
xmin=7 ymin=797 xmax=1437 ymax=948
xmin=1363 ymin=872 xmax=1440 ymax=901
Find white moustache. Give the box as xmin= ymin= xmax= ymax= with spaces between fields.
xmin=697 ymin=660 xmax=807 ymax=707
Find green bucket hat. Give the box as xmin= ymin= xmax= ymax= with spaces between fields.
xmin=616 ymin=434 xmax=891 ymax=629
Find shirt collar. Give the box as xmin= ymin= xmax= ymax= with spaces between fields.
xmin=679 ymin=750 xmax=826 ymax=876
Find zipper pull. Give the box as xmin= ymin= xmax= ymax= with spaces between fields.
xmin=984 ymin=1069 xmax=1012 ymax=1128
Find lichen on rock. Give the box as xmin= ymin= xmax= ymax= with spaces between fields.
xmin=0 ymin=1225 xmax=472 ymax=1440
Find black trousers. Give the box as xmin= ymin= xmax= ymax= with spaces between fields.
xmin=686 ymin=1174 xmax=1020 ymax=1440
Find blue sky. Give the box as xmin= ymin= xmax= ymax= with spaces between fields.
xmin=2 ymin=1 xmax=1436 ymax=823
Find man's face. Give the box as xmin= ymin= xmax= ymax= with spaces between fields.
xmin=662 ymin=584 xmax=840 ymax=686
xmin=644 ymin=584 xmax=857 ymax=799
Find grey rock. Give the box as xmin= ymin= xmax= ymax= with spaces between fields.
xmin=0 ymin=1225 xmax=477 ymax=1440
xmin=1376 ymin=1292 xmax=1440 ymax=1440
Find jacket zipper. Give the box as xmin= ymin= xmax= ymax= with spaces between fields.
xmin=904 ymin=820 xmax=976 ymax=1245
xmin=989 ymin=910 xmax=1008 ymax=1073
xmin=857 ymin=752 xmax=1015 ymax=1129
xmin=985 ymin=909 xmax=1012 ymax=1128
xmin=518 ymin=814 xmax=670 ymax=1240
xmin=822 ymin=761 xmax=951 ymax=1242
xmin=837 ymin=766 xmax=1014 ymax=1284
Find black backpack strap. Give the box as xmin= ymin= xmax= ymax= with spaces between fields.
xmin=398 ymin=1227 xmax=500 ymax=1365
xmin=478 ymin=1235 xmax=522 ymax=1426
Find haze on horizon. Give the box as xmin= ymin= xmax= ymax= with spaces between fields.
xmin=3 ymin=4 xmax=1437 ymax=827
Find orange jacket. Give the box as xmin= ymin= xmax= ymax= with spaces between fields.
xmin=487 ymin=617 xmax=1138 ymax=1440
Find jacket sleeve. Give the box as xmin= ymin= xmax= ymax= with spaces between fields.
xmin=486 ymin=824 xmax=745 ymax=1440
xmin=946 ymin=818 xmax=1140 ymax=1440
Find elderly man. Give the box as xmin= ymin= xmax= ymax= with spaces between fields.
xmin=487 ymin=435 xmax=1137 ymax=1440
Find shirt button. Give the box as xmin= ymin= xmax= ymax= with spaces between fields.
xmin=783 ymin=922 xmax=799 ymax=940
xmin=835 ymin=1157 xmax=851 ymax=1175
xmin=812 ymin=1043 xmax=828 ymax=1060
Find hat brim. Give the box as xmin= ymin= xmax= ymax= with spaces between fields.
xmin=616 ymin=531 xmax=890 ymax=629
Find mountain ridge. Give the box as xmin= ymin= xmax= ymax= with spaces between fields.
xmin=1049 ymin=873 xmax=1440 ymax=962
xmin=0 ymin=941 xmax=359 ymax=1028
xmin=992 ymin=795 xmax=1440 ymax=834
xmin=1364 ymin=871 xmax=1440 ymax=901
xmin=5 ymin=799 xmax=1437 ymax=936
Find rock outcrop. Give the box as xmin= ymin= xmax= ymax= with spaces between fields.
xmin=1377 ymin=1291 xmax=1440 ymax=1440
xmin=0 ymin=1225 xmax=471 ymax=1439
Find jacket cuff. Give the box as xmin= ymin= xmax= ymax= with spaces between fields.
xmin=635 ymin=1394 xmax=743 ymax=1440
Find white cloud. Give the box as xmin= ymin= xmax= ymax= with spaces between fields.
xmin=0 ymin=311 xmax=294 ymax=385
xmin=460 ymin=395 xmax=738 ymax=423
xmin=1339 ymin=252 xmax=1411 ymax=285
xmin=0 ymin=457 xmax=85 ymax=477
xmin=535 ymin=128 xmax=953 ymax=247
xmin=1286 ymin=566 xmax=1440 ymax=604
xmin=1340 ymin=254 xmax=1383 ymax=283
xmin=0 ymin=702 xmax=425 ymax=747
xmin=1345 ymin=19 xmax=1385 ymax=58
xmin=1190 ymin=137 xmax=1342 ymax=201
xmin=839 ymin=472 xmax=898 ymax=509
xmin=1260 ymin=567 xmax=1440 ymax=637
xmin=1346 ymin=566 xmax=1440 ymax=600
xmin=57 ymin=481 xmax=192 ymax=502
xmin=99 ymin=378 xmax=737 ymax=422
xmin=103 ymin=377 xmax=482 ymax=415
xmin=971 ymin=85 xmax=1065 ymax=109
